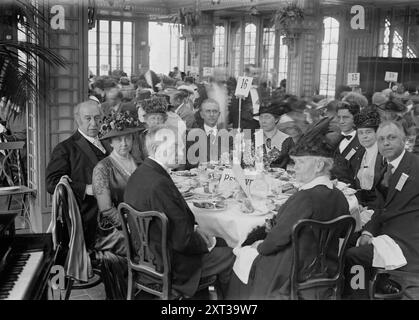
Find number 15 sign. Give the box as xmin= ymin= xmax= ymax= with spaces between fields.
xmin=235 ymin=76 xmax=253 ymax=98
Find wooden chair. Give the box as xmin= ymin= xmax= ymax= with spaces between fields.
xmin=51 ymin=183 xmax=102 ymax=300
xmin=118 ymin=202 xmax=217 ymax=300
xmin=290 ymin=215 xmax=356 ymax=300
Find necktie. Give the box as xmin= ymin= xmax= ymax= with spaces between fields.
xmin=208 ymin=129 xmax=216 ymax=144
xmin=381 ymin=163 xmax=394 ymax=188
xmin=341 ymin=134 xmax=352 ymax=140
xmin=92 ymin=138 xmax=106 ymax=154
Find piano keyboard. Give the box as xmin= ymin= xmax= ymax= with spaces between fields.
xmin=0 ymin=251 xmax=44 ymax=300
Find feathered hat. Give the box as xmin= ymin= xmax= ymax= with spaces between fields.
xmin=289 ymin=117 xmax=341 ymax=158
xmin=354 ymin=107 xmax=381 ymax=129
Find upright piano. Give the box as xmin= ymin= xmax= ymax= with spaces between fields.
xmin=0 ymin=213 xmax=54 ymax=300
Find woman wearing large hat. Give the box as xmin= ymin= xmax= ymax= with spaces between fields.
xmin=92 ymin=112 xmax=145 ymax=270
xmin=227 ymin=118 xmax=350 ymax=300
xmin=353 ymin=107 xmax=384 ymax=209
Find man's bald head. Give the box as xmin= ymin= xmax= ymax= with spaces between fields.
xmin=74 ymin=100 xmax=103 ymax=137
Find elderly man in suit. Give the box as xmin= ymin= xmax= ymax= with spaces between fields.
xmin=345 ymin=120 xmax=419 ymax=299
xmin=46 ymin=100 xmax=110 ymax=249
xmin=124 ymin=125 xmax=234 ymax=298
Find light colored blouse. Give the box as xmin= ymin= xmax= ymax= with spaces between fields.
xmin=357 ymin=143 xmax=378 ymax=190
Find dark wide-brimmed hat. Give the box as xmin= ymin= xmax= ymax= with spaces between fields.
xmin=376 ymin=98 xmax=407 ymax=113
xmin=354 ymin=107 xmax=381 ymax=129
xmin=289 ymin=117 xmax=341 ymax=158
xmin=254 ymin=101 xmax=291 ymax=117
xmin=99 ymin=112 xmax=145 ymax=140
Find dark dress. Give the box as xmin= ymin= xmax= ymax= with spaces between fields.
xmin=227 ymin=185 xmax=349 ymax=300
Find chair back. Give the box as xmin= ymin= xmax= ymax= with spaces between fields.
xmin=117 ymin=202 xmax=171 ymax=299
xmin=0 ymin=141 xmax=26 ymax=186
xmin=290 ymin=215 xmax=355 ymax=300
xmin=52 ymin=183 xmax=72 ymax=266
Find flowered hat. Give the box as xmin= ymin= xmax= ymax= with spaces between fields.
xmin=139 ymin=96 xmax=168 ymax=115
xmin=354 ymin=107 xmax=381 ymax=129
xmin=99 ymin=111 xmax=145 ymax=140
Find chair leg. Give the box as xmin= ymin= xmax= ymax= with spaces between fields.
xmin=64 ymin=278 xmax=74 ymax=300
xmin=127 ymin=271 xmax=133 ymax=300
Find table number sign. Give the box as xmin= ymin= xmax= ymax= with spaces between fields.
xmin=385 ymin=71 xmax=398 ymax=83
xmin=347 ymin=73 xmax=360 ymax=87
xmin=235 ymin=76 xmax=253 ymax=98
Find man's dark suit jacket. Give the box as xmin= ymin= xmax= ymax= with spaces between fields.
xmin=46 ymin=130 xmax=110 ymax=248
xmin=364 ymin=151 xmax=419 ymax=272
xmin=124 ymin=158 xmax=209 ymax=296
xmin=228 ymin=88 xmax=261 ymax=131
xmin=270 ymin=136 xmax=295 ymax=169
xmin=101 ymin=101 xmax=137 ymax=117
xmin=331 ymin=134 xmax=364 ymax=187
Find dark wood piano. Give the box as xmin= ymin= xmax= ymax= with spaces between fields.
xmin=0 ymin=213 xmax=54 ymax=300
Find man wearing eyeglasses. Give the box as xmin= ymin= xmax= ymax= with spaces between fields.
xmin=186 ymin=99 xmax=234 ymax=166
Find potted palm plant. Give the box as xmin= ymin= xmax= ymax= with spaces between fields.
xmin=0 ymin=0 xmax=67 ymax=121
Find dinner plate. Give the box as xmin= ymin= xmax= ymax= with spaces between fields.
xmin=0 ymin=186 xmax=21 ymax=193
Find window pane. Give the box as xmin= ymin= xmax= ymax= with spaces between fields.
xmin=100 ymin=32 xmax=108 ymax=44
xmin=100 ymin=20 xmax=109 ymax=32
xmin=122 ymin=45 xmax=132 ymax=57
xmin=329 ymin=44 xmax=338 ymax=59
xmin=88 ymin=44 xmax=96 ymax=56
xmin=123 ymin=22 xmax=132 ymax=34
xmin=112 ymin=21 xmax=120 ymax=34
xmin=123 ymin=33 xmax=132 ymax=46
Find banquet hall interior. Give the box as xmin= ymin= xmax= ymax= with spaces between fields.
xmin=1 ymin=0 xmax=419 ymax=301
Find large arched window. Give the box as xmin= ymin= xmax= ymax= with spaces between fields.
xmin=262 ymin=24 xmax=275 ymax=83
xmin=277 ymin=35 xmax=288 ymax=84
xmin=319 ymin=17 xmax=339 ymax=97
xmin=232 ymin=26 xmax=241 ymax=77
xmin=213 ymin=25 xmax=225 ymax=67
xmin=243 ymin=23 xmax=257 ymax=66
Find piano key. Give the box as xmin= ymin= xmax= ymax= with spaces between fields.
xmin=1 ymin=251 xmax=44 ymax=300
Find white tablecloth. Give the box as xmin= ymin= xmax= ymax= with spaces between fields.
xmin=189 ymin=193 xmax=360 ymax=248
xmin=188 ymin=199 xmax=272 ymax=248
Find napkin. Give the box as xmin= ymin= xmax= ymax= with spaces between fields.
xmin=371 ymin=235 xmax=407 ymax=270
xmin=232 ymin=246 xmax=259 ymax=284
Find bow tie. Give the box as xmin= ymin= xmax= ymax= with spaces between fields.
xmin=342 ymin=134 xmax=352 ymax=140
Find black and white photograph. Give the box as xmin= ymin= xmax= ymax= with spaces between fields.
xmin=1 ymin=0 xmax=419 ymax=307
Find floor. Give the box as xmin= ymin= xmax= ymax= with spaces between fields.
xmin=69 ymin=283 xmax=107 ymax=300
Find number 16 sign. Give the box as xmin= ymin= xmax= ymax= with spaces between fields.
xmin=235 ymin=76 xmax=253 ymax=98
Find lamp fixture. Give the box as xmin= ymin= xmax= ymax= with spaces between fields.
xmin=211 ymin=0 xmax=221 ymax=5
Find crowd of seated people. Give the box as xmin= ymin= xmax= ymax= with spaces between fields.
xmin=46 ymin=68 xmax=419 ymax=300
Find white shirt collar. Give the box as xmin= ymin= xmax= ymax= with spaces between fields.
xmin=204 ymin=123 xmax=217 ymax=136
xmin=299 ymin=175 xmax=334 ymax=191
xmin=148 ymin=156 xmax=171 ymax=174
xmin=388 ymin=149 xmax=406 ymax=172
